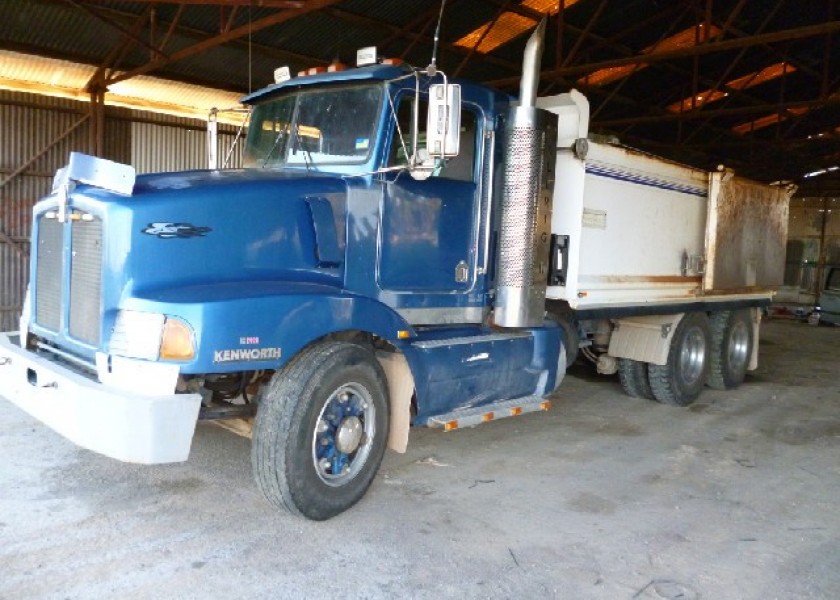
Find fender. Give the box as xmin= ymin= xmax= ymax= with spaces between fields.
xmin=608 ymin=313 xmax=685 ymax=366
xmin=121 ymin=281 xmax=415 ymax=373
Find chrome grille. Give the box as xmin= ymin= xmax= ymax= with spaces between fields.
xmin=35 ymin=216 xmax=63 ymax=332
xmin=69 ymin=217 xmax=103 ymax=344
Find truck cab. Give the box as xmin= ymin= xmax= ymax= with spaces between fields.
xmin=0 ymin=46 xmax=564 ymax=520
xmin=235 ymin=63 xmax=503 ymax=323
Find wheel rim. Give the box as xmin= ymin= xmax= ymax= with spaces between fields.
xmin=679 ymin=326 xmax=706 ymax=385
xmin=312 ymin=382 xmax=376 ymax=487
xmin=728 ymin=320 xmax=750 ymax=372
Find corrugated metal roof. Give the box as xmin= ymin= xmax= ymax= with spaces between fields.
xmin=0 ymin=0 xmax=837 ymax=188
xmin=0 ymin=50 xmax=244 ymax=123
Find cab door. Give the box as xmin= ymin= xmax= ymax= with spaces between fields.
xmin=378 ymin=96 xmax=484 ymax=320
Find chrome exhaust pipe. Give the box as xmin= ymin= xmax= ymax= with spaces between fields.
xmin=495 ymin=18 xmax=557 ymax=329
xmin=519 ymin=17 xmax=546 ymax=109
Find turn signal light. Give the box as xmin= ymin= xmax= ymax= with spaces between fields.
xmin=159 ymin=318 xmax=195 ymax=361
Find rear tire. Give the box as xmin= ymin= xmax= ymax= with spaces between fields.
xmin=648 ymin=312 xmax=711 ymax=406
xmin=618 ymin=358 xmax=654 ymax=399
xmin=251 ymin=341 xmax=389 ymax=520
xmin=707 ymin=310 xmax=753 ymax=390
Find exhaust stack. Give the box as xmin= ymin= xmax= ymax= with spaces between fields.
xmin=494 ymin=19 xmax=557 ymax=328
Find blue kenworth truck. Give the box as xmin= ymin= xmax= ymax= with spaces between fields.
xmin=0 ymin=24 xmax=787 ymax=519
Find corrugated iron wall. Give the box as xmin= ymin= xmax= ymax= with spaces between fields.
xmin=0 ymin=90 xmax=242 ymax=330
xmin=131 ymin=122 xmax=243 ymax=174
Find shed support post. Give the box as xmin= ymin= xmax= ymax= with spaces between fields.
xmin=89 ymin=88 xmax=106 ymax=157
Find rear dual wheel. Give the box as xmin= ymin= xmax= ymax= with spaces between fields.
xmin=618 ymin=358 xmax=654 ymax=399
xmin=707 ymin=309 xmax=753 ymax=390
xmin=648 ymin=312 xmax=711 ymax=406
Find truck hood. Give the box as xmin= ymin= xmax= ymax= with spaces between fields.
xmin=63 ymin=168 xmax=350 ymax=300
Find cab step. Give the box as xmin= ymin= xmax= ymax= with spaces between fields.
xmin=426 ymin=395 xmax=551 ymax=431
xmin=410 ymin=332 xmax=530 ymax=349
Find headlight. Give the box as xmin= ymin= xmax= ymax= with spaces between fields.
xmin=111 ymin=311 xmax=165 ymax=359
xmin=159 ymin=317 xmax=195 ymax=361
xmin=111 ymin=310 xmax=194 ymax=361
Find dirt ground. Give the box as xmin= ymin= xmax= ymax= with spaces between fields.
xmin=1 ymin=319 xmax=838 ymax=599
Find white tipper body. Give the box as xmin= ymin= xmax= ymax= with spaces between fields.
xmin=537 ymin=91 xmax=791 ymax=313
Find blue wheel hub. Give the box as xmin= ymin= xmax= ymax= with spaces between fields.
xmin=312 ymin=383 xmax=376 ymax=486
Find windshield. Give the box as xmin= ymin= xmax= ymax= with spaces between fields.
xmin=243 ymin=83 xmax=383 ymax=169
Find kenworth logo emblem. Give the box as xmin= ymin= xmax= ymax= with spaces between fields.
xmin=213 ymin=347 xmax=282 ymax=363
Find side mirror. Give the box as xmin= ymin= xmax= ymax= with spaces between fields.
xmin=425 ymin=83 xmax=461 ymax=159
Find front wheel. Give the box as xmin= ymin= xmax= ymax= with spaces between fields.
xmin=251 ymin=341 xmax=389 ymax=520
xmin=648 ymin=312 xmax=711 ymax=406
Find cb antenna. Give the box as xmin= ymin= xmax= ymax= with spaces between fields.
xmin=428 ymin=0 xmax=447 ymax=75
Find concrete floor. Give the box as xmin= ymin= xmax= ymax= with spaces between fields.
xmin=1 ymin=319 xmax=838 ymax=599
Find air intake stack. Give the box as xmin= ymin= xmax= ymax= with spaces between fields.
xmin=494 ymin=19 xmax=557 ymax=328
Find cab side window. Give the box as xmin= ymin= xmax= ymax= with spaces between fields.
xmin=388 ymin=96 xmax=478 ymax=183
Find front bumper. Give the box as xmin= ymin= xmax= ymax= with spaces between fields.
xmin=0 ymin=332 xmax=201 ymax=464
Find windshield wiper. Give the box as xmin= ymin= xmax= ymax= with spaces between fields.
xmin=261 ymin=127 xmax=288 ymax=168
xmin=292 ymin=123 xmax=314 ymax=172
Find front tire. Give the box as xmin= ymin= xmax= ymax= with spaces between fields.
xmin=251 ymin=341 xmax=389 ymax=520
xmin=707 ymin=310 xmax=753 ymax=390
xmin=648 ymin=312 xmax=711 ymax=406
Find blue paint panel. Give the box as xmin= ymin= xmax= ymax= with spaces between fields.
xmin=380 ymin=177 xmax=477 ymax=291
xmin=405 ymin=321 xmax=563 ymax=423
xmin=123 ymin=281 xmax=413 ymax=373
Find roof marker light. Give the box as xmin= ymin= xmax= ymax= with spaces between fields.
xmin=357 ymin=46 xmax=377 ymax=66
xmin=273 ymin=66 xmax=291 ymax=84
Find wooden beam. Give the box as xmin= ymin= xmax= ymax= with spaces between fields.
xmin=63 ymin=0 xmax=167 ymax=59
xmin=453 ymin=0 xmax=511 ymax=77
xmin=677 ymin=0 xmax=782 ymax=145
xmin=595 ymin=97 xmax=840 ymax=127
xmin=0 ymin=230 xmax=29 ymax=259
xmin=87 ymin=3 xmax=327 ymax=73
xmin=105 ymin=0 xmax=340 ymax=86
xmin=79 ymin=0 xmax=303 ymax=7
xmin=488 ymin=21 xmax=840 ymax=88
xmin=561 ymin=0 xmax=608 ymax=68
xmin=86 ymin=5 xmax=154 ymax=90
